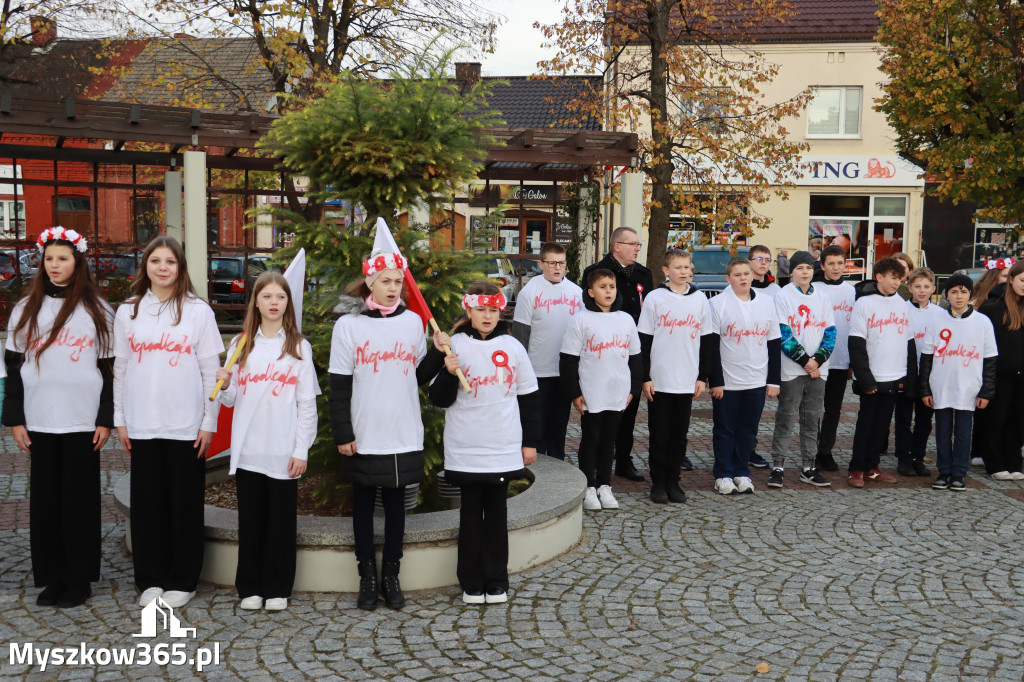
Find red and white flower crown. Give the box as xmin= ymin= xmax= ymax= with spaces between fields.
xmin=463 ymin=292 xmax=507 ymax=310
xmin=985 ymin=257 xmax=1016 ymax=270
xmin=37 ymin=226 xmax=87 ymax=254
xmin=362 ymin=251 xmax=406 ymax=277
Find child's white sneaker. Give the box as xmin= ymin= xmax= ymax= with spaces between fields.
xmin=733 ymin=476 xmax=755 ymax=494
xmin=583 ymin=487 xmax=601 ymax=510
xmin=992 ymin=471 xmax=1014 ymax=480
xmin=714 ymin=478 xmax=737 ymax=495
xmin=161 ymin=590 xmax=195 ymax=608
xmin=138 ymin=587 xmax=163 ymax=607
xmin=239 ymin=595 xmax=263 ymax=610
xmin=265 ymin=598 xmax=288 ymax=611
xmin=597 ymin=485 xmax=619 ymax=510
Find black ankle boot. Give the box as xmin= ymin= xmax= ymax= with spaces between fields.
xmin=357 ymin=560 xmax=378 ymax=611
xmin=380 ymin=560 xmax=405 ymax=610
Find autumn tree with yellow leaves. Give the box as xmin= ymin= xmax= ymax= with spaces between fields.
xmin=537 ymin=0 xmax=811 ymax=269
xmin=877 ymin=0 xmax=1024 ymax=224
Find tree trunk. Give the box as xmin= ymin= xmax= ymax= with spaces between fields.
xmin=645 ymin=1 xmax=674 ymax=271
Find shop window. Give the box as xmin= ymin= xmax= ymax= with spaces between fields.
xmin=0 ymin=199 xmax=25 ymax=235
xmin=133 ymin=197 xmax=161 ymax=245
xmin=807 ymin=87 xmax=862 ymax=138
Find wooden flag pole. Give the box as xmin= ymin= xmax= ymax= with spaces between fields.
xmin=210 ymin=333 xmax=247 ymax=401
xmin=428 ymin=317 xmax=471 ymax=393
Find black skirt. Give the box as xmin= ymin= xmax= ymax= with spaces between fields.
xmin=340 ymin=450 xmax=425 ymax=488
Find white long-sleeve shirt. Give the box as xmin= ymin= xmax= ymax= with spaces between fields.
xmin=113 ymin=291 xmax=224 ymax=439
xmin=219 ymin=328 xmax=319 ymax=479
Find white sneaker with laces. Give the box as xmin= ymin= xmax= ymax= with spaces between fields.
xmin=161 ymin=590 xmax=196 ymax=608
xmin=597 ymin=485 xmax=619 ymax=510
xmin=583 ymin=487 xmax=601 ymax=510
xmin=138 ymin=587 xmax=163 ymax=607
xmin=714 ymin=478 xmax=737 ymax=495
xmin=239 ymin=595 xmax=263 ymax=610
xmin=265 ymin=598 xmax=288 ymax=611
xmin=992 ymin=471 xmax=1014 ymax=481
xmin=733 ymin=476 xmax=755 ymax=494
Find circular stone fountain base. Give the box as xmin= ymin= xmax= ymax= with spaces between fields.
xmin=114 ymin=455 xmax=586 ymax=592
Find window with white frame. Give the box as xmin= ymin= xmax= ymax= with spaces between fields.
xmin=806 ymin=86 xmax=862 ymax=138
xmin=0 ymin=200 xmax=25 ymax=236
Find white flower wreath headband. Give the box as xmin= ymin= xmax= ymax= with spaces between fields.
xmin=37 ymin=226 xmax=88 ymax=254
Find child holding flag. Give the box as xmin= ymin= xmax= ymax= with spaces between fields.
xmin=113 ymin=236 xmax=224 ymax=609
xmin=215 ymin=271 xmax=318 ymax=612
xmin=428 ymin=282 xmax=540 ymax=605
xmin=330 ymin=226 xmax=449 ymax=611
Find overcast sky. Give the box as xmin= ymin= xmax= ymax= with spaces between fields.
xmin=463 ymin=0 xmax=573 ymax=76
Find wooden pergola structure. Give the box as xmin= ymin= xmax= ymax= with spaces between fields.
xmin=0 ymin=97 xmax=640 ymax=297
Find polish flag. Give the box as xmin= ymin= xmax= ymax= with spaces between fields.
xmin=372 ymin=217 xmax=435 ymax=331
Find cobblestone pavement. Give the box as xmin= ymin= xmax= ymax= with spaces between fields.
xmin=2 ymin=390 xmax=1024 ymax=680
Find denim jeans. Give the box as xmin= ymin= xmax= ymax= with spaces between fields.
xmin=933 ymin=408 xmax=973 ymax=478
xmin=712 ymin=388 xmax=766 ymax=479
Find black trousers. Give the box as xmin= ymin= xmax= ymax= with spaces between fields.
xmin=457 ymin=480 xmax=509 ymax=593
xmin=234 ymin=468 xmax=297 ymax=599
xmin=647 ymin=392 xmax=693 ymax=484
xmin=817 ymin=368 xmax=849 ymax=458
xmin=894 ymin=394 xmax=933 ymax=463
xmin=849 ymin=392 xmax=898 ymax=473
xmin=983 ymin=372 xmax=1024 ymax=475
xmin=537 ymin=377 xmax=571 ymax=460
xmin=130 ymin=439 xmax=206 ymax=592
xmin=29 ymin=431 xmax=101 ymax=587
xmin=614 ymin=394 xmax=641 ymax=466
xmin=579 ymin=410 xmax=623 ymax=488
xmin=351 ymin=484 xmax=405 ymax=563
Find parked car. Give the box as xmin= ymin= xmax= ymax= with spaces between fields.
xmin=514 ymin=256 xmax=542 ymax=282
xmin=209 ymin=255 xmax=266 ymax=304
xmin=0 ymin=251 xmax=19 ymax=289
xmin=0 ymin=249 xmax=39 ymax=284
xmin=486 ymin=255 xmax=520 ymax=303
xmin=690 ymin=244 xmax=751 ymax=295
xmin=952 ymin=267 xmax=986 ymax=282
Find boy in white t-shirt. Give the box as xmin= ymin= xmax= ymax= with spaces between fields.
xmin=638 ymin=249 xmax=712 ymax=504
xmin=746 ymin=244 xmax=781 ymax=470
xmin=847 ymin=258 xmax=918 ymax=488
xmin=511 ymin=242 xmax=583 ymax=461
xmin=560 ymin=269 xmax=641 ymax=511
xmin=894 ymin=267 xmax=942 ymax=477
xmin=709 ymin=257 xmax=782 ymax=495
xmin=813 ymin=245 xmax=856 ymax=472
xmin=767 ymin=250 xmax=837 ymax=488
xmin=919 ymin=274 xmax=997 ymax=491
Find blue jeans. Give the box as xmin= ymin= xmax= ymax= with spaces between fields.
xmin=712 ymin=388 xmax=766 ymax=479
xmin=933 ymin=408 xmax=973 ymax=478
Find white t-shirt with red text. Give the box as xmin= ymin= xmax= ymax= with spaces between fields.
xmin=710 ymin=287 xmax=781 ymax=390
xmin=512 ymin=276 xmax=584 ymax=377
xmin=7 ymin=296 xmax=113 ymax=433
xmin=113 ymin=291 xmax=224 ymax=439
xmin=330 ymin=309 xmax=427 ymax=455
xmin=817 ymin=281 xmax=856 ymax=370
xmin=906 ymin=300 xmax=944 ymax=365
xmin=637 ymin=285 xmax=711 ymax=394
xmin=921 ymin=311 xmax=998 ymax=411
xmin=561 ymin=308 xmax=641 ymax=412
xmin=441 ymin=333 xmax=538 ymax=474
xmin=849 ymin=292 xmax=911 ymax=383
xmin=220 ymin=329 xmax=319 ymax=479
xmin=775 ymin=284 xmax=836 ymax=382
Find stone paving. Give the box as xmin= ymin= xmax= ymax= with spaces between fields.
xmin=2 ymin=389 xmax=1024 ymax=680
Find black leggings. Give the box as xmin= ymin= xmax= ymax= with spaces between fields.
xmin=351 ymin=484 xmax=406 ymax=562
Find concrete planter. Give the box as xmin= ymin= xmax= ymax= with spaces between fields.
xmin=113 ymin=455 xmax=586 ymax=592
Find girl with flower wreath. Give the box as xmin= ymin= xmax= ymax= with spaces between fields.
xmin=113 ymin=236 xmax=224 ymax=609
xmin=329 ymin=248 xmax=449 ymax=611
xmin=428 ymin=281 xmax=541 ymax=605
xmin=3 ymin=226 xmax=114 ymax=608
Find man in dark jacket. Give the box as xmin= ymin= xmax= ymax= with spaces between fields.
xmin=581 ymin=226 xmax=654 ymax=481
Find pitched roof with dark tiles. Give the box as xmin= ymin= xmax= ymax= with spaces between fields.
xmin=477 ymin=76 xmax=603 ymax=130
xmin=100 ymin=37 xmax=276 ymax=113
xmin=752 ymin=0 xmax=881 ymax=41
xmin=0 ymin=40 xmax=136 ymax=100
